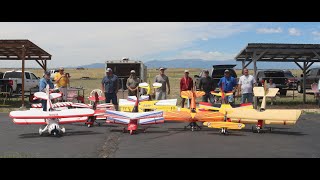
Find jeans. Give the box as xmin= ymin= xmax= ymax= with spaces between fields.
xmin=241 ymin=93 xmax=253 ymax=104
xmin=202 ymin=92 xmax=215 ymax=104
xmin=155 ymin=91 xmax=167 ymax=100
xmin=41 ymin=99 xmax=47 ymax=111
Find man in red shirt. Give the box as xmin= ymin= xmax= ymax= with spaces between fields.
xmin=180 ymin=70 xmax=194 ymax=108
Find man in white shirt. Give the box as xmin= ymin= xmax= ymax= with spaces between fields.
xmin=238 ymin=68 xmax=256 ymax=104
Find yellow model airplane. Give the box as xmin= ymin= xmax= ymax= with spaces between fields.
xmin=119 ymin=82 xmax=178 ymax=112
xmin=224 ymin=81 xmax=302 ymax=133
xmin=163 ymin=90 xmax=233 ymax=132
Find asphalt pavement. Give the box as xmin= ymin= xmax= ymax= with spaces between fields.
xmin=0 ymin=113 xmax=319 ymax=158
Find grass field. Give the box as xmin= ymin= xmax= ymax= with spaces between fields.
xmin=0 ymin=68 xmax=318 ymax=112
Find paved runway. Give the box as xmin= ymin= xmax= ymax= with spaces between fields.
xmin=0 ymin=113 xmax=319 ymax=158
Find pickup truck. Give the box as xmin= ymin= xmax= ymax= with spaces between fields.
xmin=194 ymin=64 xmax=237 ymax=91
xmin=0 ymin=70 xmax=40 ymax=95
xmin=297 ymin=67 xmax=320 ymax=93
xmin=256 ymin=70 xmax=288 ymax=95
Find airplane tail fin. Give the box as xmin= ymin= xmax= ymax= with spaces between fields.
xmin=139 ymin=82 xmax=151 ymax=95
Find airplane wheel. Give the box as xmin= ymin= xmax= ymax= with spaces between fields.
xmin=252 ymin=126 xmax=256 ymax=133
xmin=98 ymin=123 xmax=101 ymax=126
xmin=87 ymin=124 xmax=91 ymax=128
xmin=191 ymin=127 xmax=194 ymax=132
xmin=130 ymin=130 xmax=133 ymax=135
xmin=39 ymin=127 xmax=43 ymax=136
xmin=269 ymin=127 xmax=272 ymax=132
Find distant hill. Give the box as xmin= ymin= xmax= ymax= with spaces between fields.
xmin=75 ymin=59 xmax=307 ymax=70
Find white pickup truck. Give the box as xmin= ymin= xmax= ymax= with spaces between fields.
xmin=0 ymin=70 xmax=40 ymax=94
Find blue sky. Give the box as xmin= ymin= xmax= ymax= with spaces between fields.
xmin=1 ymin=22 xmax=320 ymax=68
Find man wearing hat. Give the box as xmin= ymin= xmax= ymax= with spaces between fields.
xmin=126 ymin=70 xmax=140 ymax=97
xmin=154 ymin=67 xmax=170 ymax=100
xmin=218 ymin=69 xmax=238 ymax=104
xmin=102 ymin=68 xmax=119 ymax=110
xmin=54 ymin=67 xmax=69 ymax=102
xmin=199 ymin=69 xmax=215 ymax=104
xmin=39 ymin=71 xmax=54 ymax=111
xmin=180 ymin=69 xmax=193 ymax=108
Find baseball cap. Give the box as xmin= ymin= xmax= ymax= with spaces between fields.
xmin=224 ymin=69 xmax=230 ymax=73
xmin=184 ymin=69 xmax=189 ymax=73
xmin=130 ymin=70 xmax=136 ymax=73
xmin=59 ymin=67 xmax=64 ymax=71
xmin=159 ymin=67 xmax=166 ymax=70
xmin=44 ymin=71 xmax=50 ymax=76
xmin=106 ymin=68 xmax=112 ymax=72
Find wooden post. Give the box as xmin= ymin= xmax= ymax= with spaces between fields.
xmin=253 ymin=51 xmax=258 ymax=109
xmin=21 ymin=45 xmax=26 ymax=108
xmin=303 ymin=61 xmax=307 ymax=104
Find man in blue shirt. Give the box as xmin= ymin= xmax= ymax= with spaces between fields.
xmin=101 ymin=68 xmax=119 ymax=111
xmin=39 ymin=71 xmax=54 ymax=111
xmin=217 ymin=69 xmax=238 ymax=104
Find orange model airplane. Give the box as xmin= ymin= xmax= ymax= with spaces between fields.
xmin=163 ymin=90 xmax=225 ymax=131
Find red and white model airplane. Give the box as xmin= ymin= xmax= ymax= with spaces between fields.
xmin=9 ymin=85 xmax=95 ymax=136
xmin=106 ymin=95 xmax=164 ymax=135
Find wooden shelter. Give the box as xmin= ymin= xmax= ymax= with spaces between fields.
xmin=0 ymin=40 xmax=51 ymax=107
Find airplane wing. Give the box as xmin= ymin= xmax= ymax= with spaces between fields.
xmin=9 ymin=109 xmax=95 ymax=119
xmin=225 ymin=109 xmax=302 ymax=121
xmin=119 ymin=99 xmax=135 ymax=106
xmin=31 ymin=102 xmax=74 ymax=108
xmin=96 ymin=103 xmax=114 ymax=109
xmin=211 ymin=91 xmax=233 ymax=97
xmin=198 ymin=102 xmax=221 ymax=111
xmin=266 ymin=88 xmax=279 ymax=97
xmin=180 ymin=91 xmax=193 ymax=99
xmin=194 ymin=111 xmax=225 ymax=122
xmin=253 ymin=87 xmax=265 ymax=97
xmin=34 ymin=92 xmax=62 ymax=100
xmin=155 ymin=99 xmax=177 ymax=106
xmin=139 ymin=117 xmax=164 ymax=125
xmin=163 ymin=110 xmax=192 ymax=122
xmin=12 ymin=116 xmax=89 ymax=125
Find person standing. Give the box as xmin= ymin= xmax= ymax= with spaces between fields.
xmin=39 ymin=71 xmax=54 ymax=111
xmin=218 ymin=69 xmax=238 ymax=104
xmin=154 ymin=67 xmax=170 ymax=100
xmin=102 ymin=68 xmax=119 ymax=110
xmin=126 ymin=70 xmax=140 ymax=97
xmin=267 ymin=78 xmax=276 ymax=105
xmin=180 ymin=69 xmax=193 ymax=108
xmin=199 ymin=70 xmax=215 ymax=104
xmin=238 ymin=68 xmax=256 ymax=104
xmin=54 ymin=67 xmax=69 ymax=102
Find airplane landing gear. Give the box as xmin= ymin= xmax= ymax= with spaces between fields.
xmin=185 ymin=122 xmax=202 ymax=131
xmin=220 ymin=128 xmax=228 ymax=135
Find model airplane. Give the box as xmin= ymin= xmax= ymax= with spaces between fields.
xmin=9 ymin=85 xmax=95 ymax=136
xmin=163 ymin=90 xmax=225 ymax=131
xmin=224 ymin=82 xmax=302 ymax=133
xmin=106 ymin=94 xmax=164 ymax=135
xmin=119 ymin=82 xmax=177 ymax=112
xmin=71 ymin=90 xmax=114 ymax=127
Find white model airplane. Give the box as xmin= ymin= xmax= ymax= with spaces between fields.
xmin=106 ymin=93 xmax=164 ymax=135
xmin=9 ymin=85 xmax=95 ymax=136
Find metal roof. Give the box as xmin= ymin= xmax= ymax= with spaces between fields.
xmin=235 ymin=43 xmax=320 ymax=62
xmin=0 ymin=39 xmax=51 ymax=60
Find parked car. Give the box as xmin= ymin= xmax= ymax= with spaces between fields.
xmin=194 ymin=64 xmax=237 ymax=91
xmin=297 ymin=67 xmax=320 ymax=93
xmin=0 ymin=70 xmax=40 ymax=95
xmin=256 ymin=69 xmax=288 ymax=96
xmin=283 ymin=70 xmax=298 ymax=90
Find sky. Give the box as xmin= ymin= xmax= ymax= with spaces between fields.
xmin=1 ymin=22 xmax=320 ymax=68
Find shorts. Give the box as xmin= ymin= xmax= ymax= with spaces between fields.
xmin=104 ymin=92 xmax=118 ymax=105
